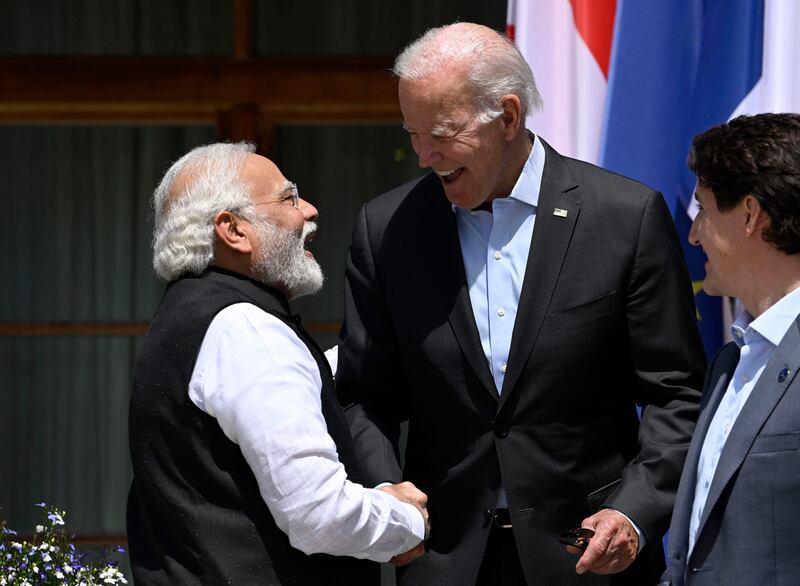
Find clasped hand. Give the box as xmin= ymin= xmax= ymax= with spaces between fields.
xmin=378 ymin=481 xmax=429 ymax=566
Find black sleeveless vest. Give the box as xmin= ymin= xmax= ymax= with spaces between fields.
xmin=127 ymin=267 xmax=378 ymax=585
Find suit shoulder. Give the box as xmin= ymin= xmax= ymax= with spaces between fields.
xmin=368 ymin=173 xmax=436 ymax=205
xmin=564 ymin=155 xmax=658 ymax=202
xmin=361 ymin=172 xmax=442 ymax=223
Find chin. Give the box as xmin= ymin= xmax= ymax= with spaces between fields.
xmin=701 ymin=277 xmax=721 ymax=298
xmin=445 ymin=191 xmax=481 ymax=210
xmin=287 ymin=261 xmax=325 ymax=300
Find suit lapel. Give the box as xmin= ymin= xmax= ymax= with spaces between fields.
xmin=500 ymin=141 xmax=581 ymax=402
xmin=695 ymin=319 xmax=800 ymax=542
xmin=421 ymin=179 xmax=498 ymax=399
xmin=669 ymin=343 xmax=738 ymax=575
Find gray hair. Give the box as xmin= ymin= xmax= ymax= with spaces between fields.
xmin=152 ymin=142 xmax=257 ymax=281
xmin=393 ymin=22 xmax=542 ymax=123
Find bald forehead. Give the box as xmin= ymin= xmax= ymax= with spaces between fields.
xmin=240 ymin=154 xmax=287 ymax=194
xmin=399 ymin=70 xmax=473 ymax=108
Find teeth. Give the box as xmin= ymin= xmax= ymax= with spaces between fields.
xmin=436 ymin=168 xmax=458 ymax=177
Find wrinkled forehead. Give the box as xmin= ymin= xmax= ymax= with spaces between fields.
xmin=398 ymin=74 xmax=477 ymax=129
xmin=240 ymin=154 xmax=288 ymax=198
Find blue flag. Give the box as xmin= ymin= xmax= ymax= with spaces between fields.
xmin=601 ymin=0 xmax=764 ymax=358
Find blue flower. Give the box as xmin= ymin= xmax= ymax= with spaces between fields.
xmin=34 ymin=502 xmax=46 ymax=508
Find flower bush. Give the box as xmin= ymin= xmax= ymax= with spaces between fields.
xmin=0 ymin=503 xmax=127 ymax=586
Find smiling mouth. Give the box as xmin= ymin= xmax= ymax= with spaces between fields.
xmin=303 ymin=228 xmax=315 ymax=257
xmin=435 ymin=168 xmax=463 ymax=183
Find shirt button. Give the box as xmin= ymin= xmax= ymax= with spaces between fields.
xmin=498 ymin=307 xmax=506 ymax=317
xmin=500 ymin=363 xmax=507 ymax=373
xmin=494 ymin=251 xmax=502 ymax=260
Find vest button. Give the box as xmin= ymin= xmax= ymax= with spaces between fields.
xmin=494 ymin=425 xmax=509 ymax=438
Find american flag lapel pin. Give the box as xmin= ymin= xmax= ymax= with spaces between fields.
xmin=553 ymin=208 xmax=568 ymax=218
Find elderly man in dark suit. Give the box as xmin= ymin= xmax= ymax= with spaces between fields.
xmin=662 ymin=113 xmax=800 ymax=586
xmin=336 ymin=22 xmax=706 ymax=586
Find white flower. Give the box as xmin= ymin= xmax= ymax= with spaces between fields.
xmin=32 ymin=566 xmax=39 ymax=573
xmin=42 ymin=553 xmax=52 ymax=562
xmin=35 ymin=525 xmax=45 ymax=533
xmin=10 ymin=542 xmax=21 ymax=550
xmin=21 ymin=581 xmax=32 ymax=586
xmin=55 ymin=572 xmax=64 ymax=579
xmin=39 ymin=543 xmax=50 ymax=551
xmin=98 ymin=567 xmax=128 ymax=584
xmin=63 ymin=564 xmax=74 ymax=574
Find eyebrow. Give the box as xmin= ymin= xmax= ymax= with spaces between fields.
xmin=402 ymin=120 xmax=460 ymax=137
xmin=275 ymin=181 xmax=294 ymax=195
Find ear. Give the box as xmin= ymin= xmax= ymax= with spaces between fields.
xmin=213 ymin=210 xmax=254 ymax=254
xmin=499 ymin=94 xmax=523 ymax=141
xmin=742 ymin=195 xmax=769 ymax=237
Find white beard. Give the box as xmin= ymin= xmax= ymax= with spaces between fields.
xmin=251 ymin=220 xmax=324 ymax=300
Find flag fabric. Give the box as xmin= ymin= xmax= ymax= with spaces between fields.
xmin=508 ymin=0 xmax=616 ymax=164
xmin=509 ymin=0 xmax=800 ymax=358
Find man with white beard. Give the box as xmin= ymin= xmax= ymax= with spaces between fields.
xmin=127 ymin=143 xmax=428 ymax=585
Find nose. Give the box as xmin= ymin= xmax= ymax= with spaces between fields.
xmin=688 ymin=216 xmax=700 ymax=247
xmin=299 ymin=198 xmax=318 ymax=222
xmin=413 ymin=136 xmax=442 ymax=169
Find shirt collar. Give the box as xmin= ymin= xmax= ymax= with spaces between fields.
xmin=732 ymin=286 xmax=800 ymax=348
xmin=507 ymin=133 xmax=544 ymax=208
xmin=451 ymin=133 xmax=545 ymax=214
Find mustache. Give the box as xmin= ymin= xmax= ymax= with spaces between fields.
xmin=302 ymin=221 xmax=317 ymax=241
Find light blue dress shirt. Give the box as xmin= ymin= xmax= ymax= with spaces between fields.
xmin=454 ymin=136 xmax=543 ymax=509
xmin=688 ymin=286 xmax=800 ymax=554
xmin=454 ymin=136 xmax=545 ymax=394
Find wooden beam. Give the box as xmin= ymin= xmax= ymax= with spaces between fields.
xmin=0 ymin=57 xmax=400 ymax=123
xmin=217 ymin=102 xmax=260 ymax=143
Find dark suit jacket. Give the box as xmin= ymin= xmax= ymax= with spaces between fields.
xmin=337 ymin=141 xmax=706 ymax=585
xmin=663 ymin=316 xmax=800 ymax=586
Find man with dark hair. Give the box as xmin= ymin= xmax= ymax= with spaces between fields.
xmin=127 ymin=143 xmax=427 ymax=585
xmin=662 ymin=113 xmax=800 ymax=586
xmin=336 ymin=22 xmax=706 ymax=585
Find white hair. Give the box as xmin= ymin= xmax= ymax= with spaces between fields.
xmin=393 ymin=22 xmax=542 ymax=123
xmin=152 ymin=142 xmax=256 ymax=281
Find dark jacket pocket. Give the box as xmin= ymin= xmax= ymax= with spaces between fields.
xmin=750 ymin=431 xmax=800 ymax=454
xmin=549 ymin=291 xmax=617 ymax=331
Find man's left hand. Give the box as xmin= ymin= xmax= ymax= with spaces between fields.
xmin=569 ymin=509 xmax=638 ymax=575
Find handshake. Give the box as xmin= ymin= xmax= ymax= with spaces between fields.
xmin=379 ymin=482 xmax=430 ymax=566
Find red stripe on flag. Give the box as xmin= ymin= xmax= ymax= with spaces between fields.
xmin=506 ymin=23 xmax=515 ymax=41
xmin=568 ymin=0 xmax=616 ymax=78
